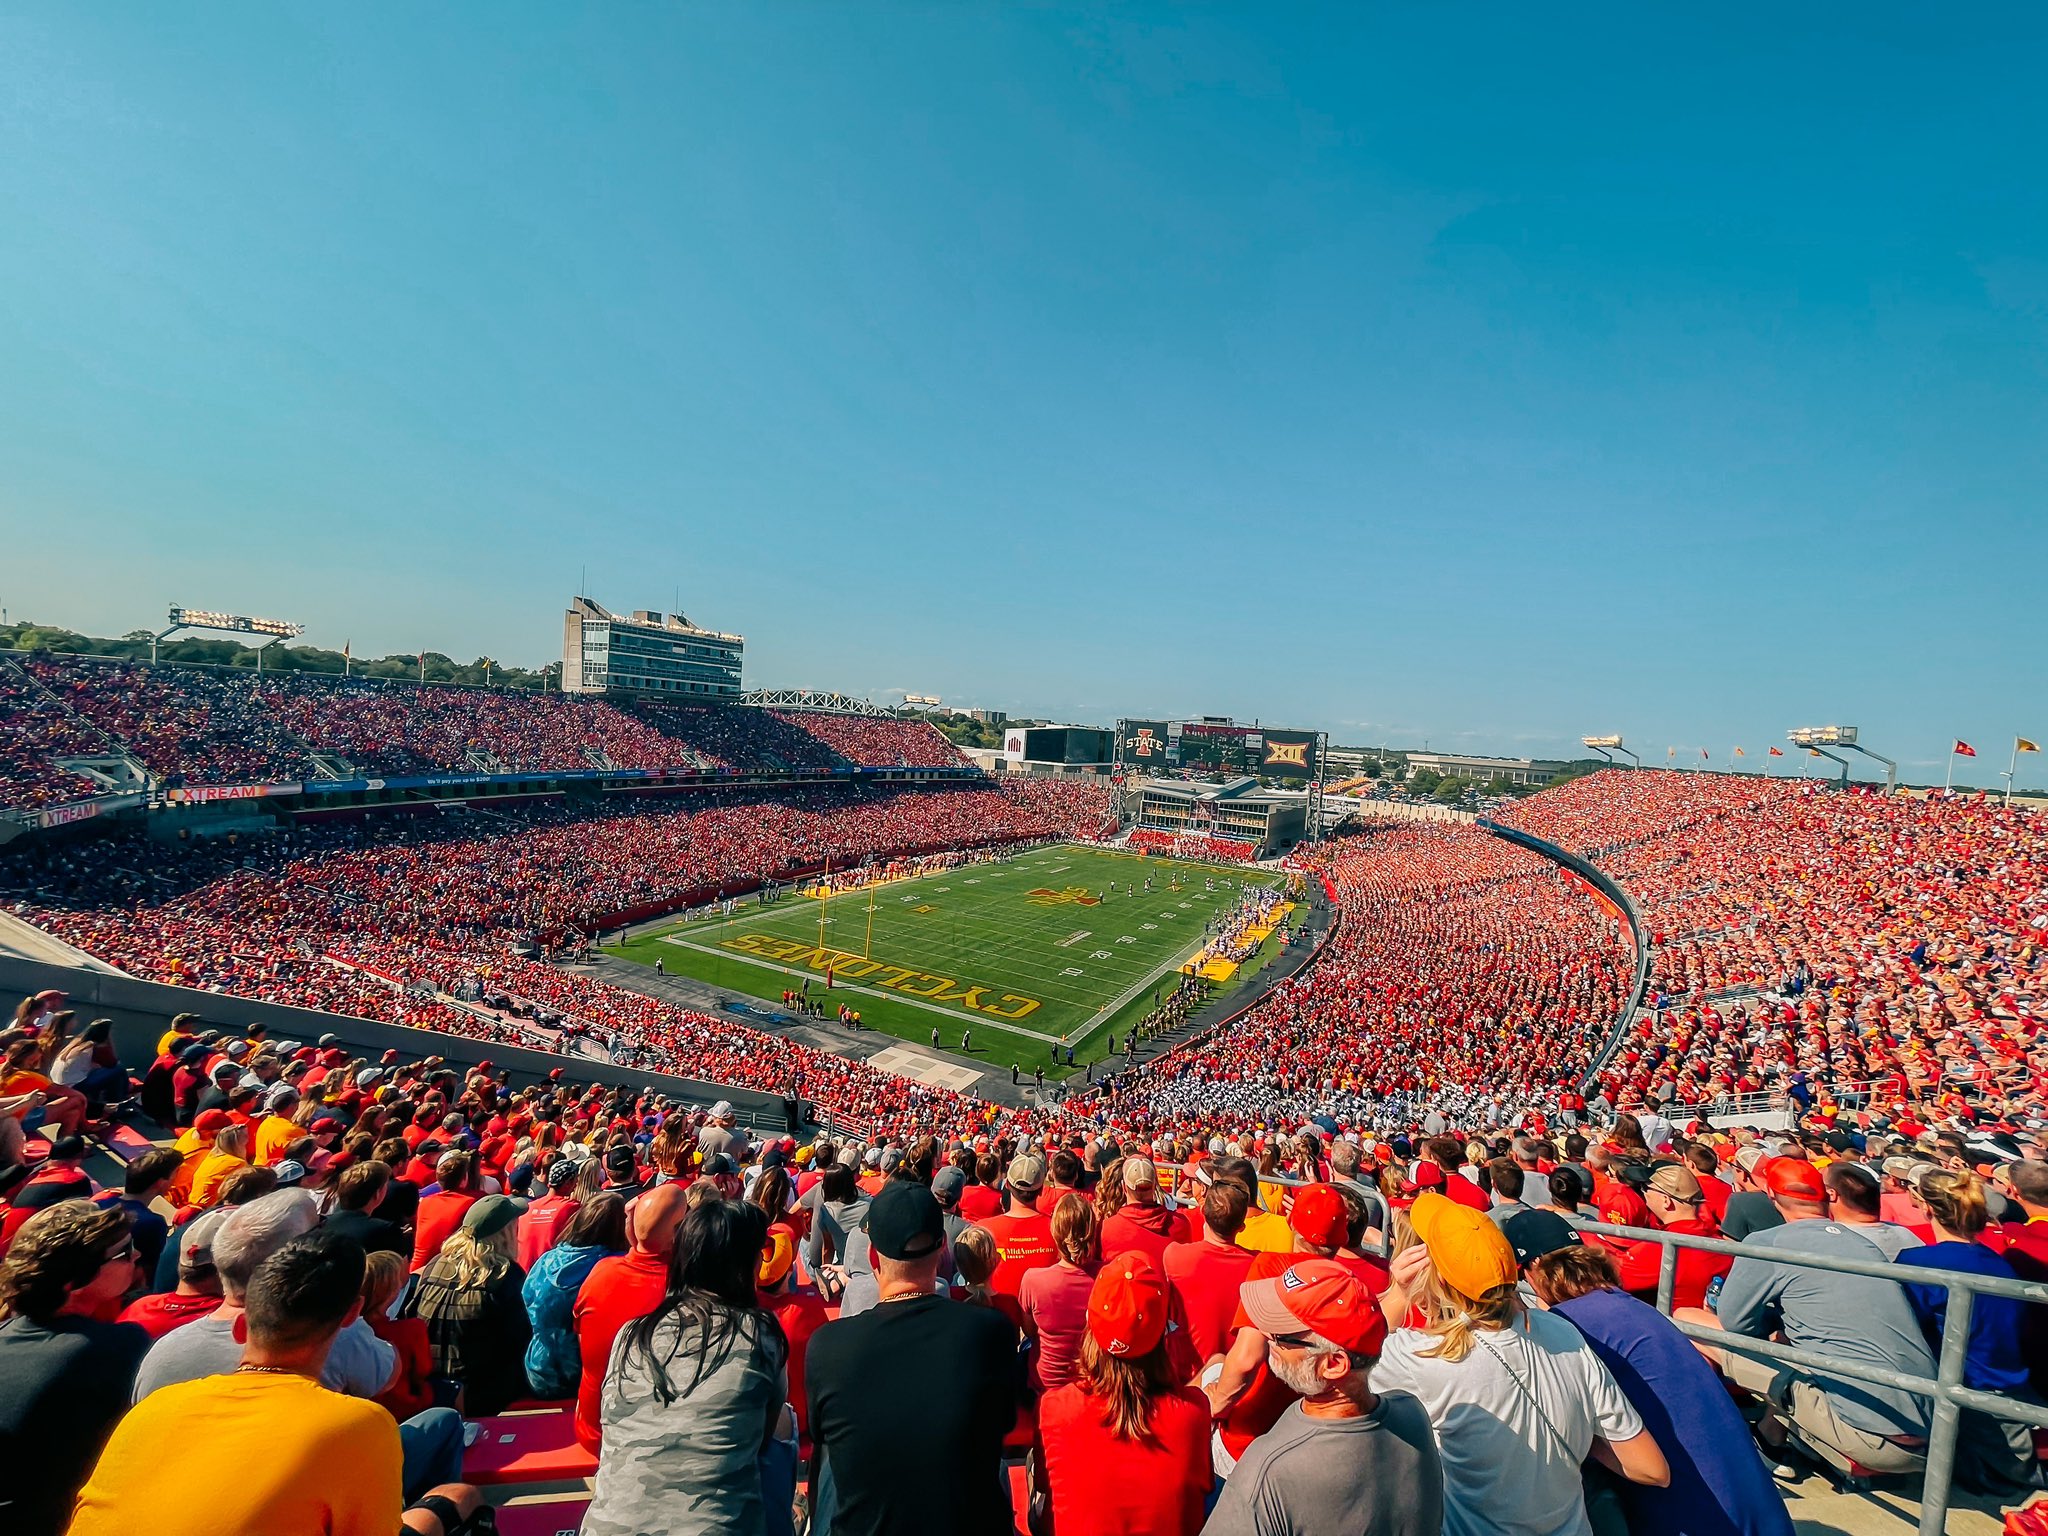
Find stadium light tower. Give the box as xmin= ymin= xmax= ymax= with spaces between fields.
xmin=1581 ymin=734 xmax=1639 ymax=769
xmin=1788 ymin=725 xmax=1895 ymax=792
xmin=155 ymin=606 xmax=307 ymax=675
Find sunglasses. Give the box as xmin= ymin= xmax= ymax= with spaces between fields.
xmin=102 ymin=1243 xmax=137 ymax=1266
xmin=1266 ymin=1331 xmax=1320 ymax=1351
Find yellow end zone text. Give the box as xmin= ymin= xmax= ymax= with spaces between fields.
xmin=716 ymin=933 xmax=1042 ymax=1020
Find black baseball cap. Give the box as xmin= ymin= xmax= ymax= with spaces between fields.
xmin=1501 ymin=1207 xmax=1584 ymax=1268
xmin=865 ymin=1181 xmax=945 ymax=1261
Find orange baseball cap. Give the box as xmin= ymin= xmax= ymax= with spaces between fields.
xmin=1087 ymin=1252 xmax=1168 ymax=1358
xmin=1764 ymin=1157 xmax=1826 ymax=1202
xmin=1240 ymin=1257 xmax=1388 ymax=1357
xmin=1288 ymin=1184 xmax=1350 ymax=1249
xmin=756 ymin=1229 xmax=797 ymax=1289
xmin=1410 ymin=1190 xmax=1519 ymax=1299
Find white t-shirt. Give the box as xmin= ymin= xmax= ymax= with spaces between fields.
xmin=1373 ymin=1308 xmax=1643 ymax=1536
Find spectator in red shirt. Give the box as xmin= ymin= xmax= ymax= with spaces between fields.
xmin=1164 ymin=1175 xmax=1256 ymax=1368
xmin=1100 ymin=1157 xmax=1192 ymax=1266
xmin=954 ymin=1151 xmax=1004 ymax=1223
xmin=1423 ymin=1137 xmax=1490 ymax=1214
xmin=117 ymin=1209 xmax=227 ymax=1341
xmin=1684 ymin=1144 xmax=1732 ymax=1226
xmin=408 ymin=1151 xmax=480 ymax=1274
xmin=572 ymin=1182 xmax=687 ymax=1452
xmin=976 ymin=1153 xmax=1058 ymax=1301
xmin=756 ymin=1228 xmax=827 ymax=1442
xmin=361 ymin=1249 xmax=436 ymax=1422
xmin=1614 ymin=1164 xmax=1729 ymax=1309
xmin=1038 ymin=1252 xmax=1212 ymax=1536
xmin=516 ymin=1160 xmax=582 ymax=1270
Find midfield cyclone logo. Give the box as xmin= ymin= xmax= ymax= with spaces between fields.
xmin=1028 ymin=887 xmax=1100 ymax=907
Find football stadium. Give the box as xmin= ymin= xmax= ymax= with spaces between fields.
xmin=607 ymin=845 xmax=1297 ymax=1071
xmin=5 ymin=14 xmax=2047 ymax=1536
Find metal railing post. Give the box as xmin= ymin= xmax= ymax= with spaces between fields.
xmin=1916 ymin=1285 xmax=1970 ymax=1536
xmin=1654 ymin=1240 xmax=1679 ymax=1316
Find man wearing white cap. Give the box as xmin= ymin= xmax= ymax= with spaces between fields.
xmin=697 ymin=1100 xmax=745 ymax=1164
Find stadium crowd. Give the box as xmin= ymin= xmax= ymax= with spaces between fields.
xmin=16 ymin=995 xmax=2048 ymax=1535
xmin=0 ymin=761 xmax=2046 ymax=1530
xmin=765 ymin=711 xmax=967 ymax=769
xmin=0 ymin=662 xmax=116 ymax=811
xmin=0 ymin=654 xmax=1003 ymax=802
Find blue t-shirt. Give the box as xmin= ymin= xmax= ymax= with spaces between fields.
xmin=1555 ymin=1288 xmax=1794 ymax=1536
xmin=1894 ymin=1240 xmax=2031 ymax=1394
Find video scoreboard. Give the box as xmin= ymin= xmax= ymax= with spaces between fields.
xmin=1119 ymin=719 xmax=1321 ymax=781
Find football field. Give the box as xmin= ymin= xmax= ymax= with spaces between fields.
xmin=605 ymin=844 xmax=1292 ymax=1074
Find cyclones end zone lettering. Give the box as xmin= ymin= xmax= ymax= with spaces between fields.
xmin=718 ymin=933 xmax=1041 ymax=1019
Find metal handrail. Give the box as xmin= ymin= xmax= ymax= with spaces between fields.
xmin=1573 ymin=1216 xmax=2048 ymax=1535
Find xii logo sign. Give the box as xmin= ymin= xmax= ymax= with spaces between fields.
xmin=1262 ymin=739 xmax=1311 ymax=769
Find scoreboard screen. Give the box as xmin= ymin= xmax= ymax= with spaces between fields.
xmin=1120 ymin=720 xmax=1320 ymax=780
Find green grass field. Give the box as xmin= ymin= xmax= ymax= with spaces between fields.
xmin=604 ymin=844 xmax=1291 ymax=1075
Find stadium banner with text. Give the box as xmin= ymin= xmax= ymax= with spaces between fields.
xmin=166 ymin=783 xmax=303 ymax=804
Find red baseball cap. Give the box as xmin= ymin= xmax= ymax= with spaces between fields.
xmin=1087 ymin=1252 xmax=1169 ymax=1358
xmin=1288 ymin=1184 xmax=1349 ymax=1250
xmin=1240 ymin=1258 xmax=1388 ymax=1358
xmin=193 ymin=1109 xmax=233 ymax=1137
xmin=1765 ymin=1157 xmax=1826 ymax=1202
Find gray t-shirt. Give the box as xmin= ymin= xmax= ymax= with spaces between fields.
xmin=1204 ymin=1395 xmax=1443 ymax=1536
xmin=582 ymin=1308 xmax=786 ymax=1536
xmin=1716 ymin=1218 xmax=1933 ymax=1436
xmin=1838 ymin=1220 xmax=1925 ymax=1261
xmin=133 ymin=1313 xmax=394 ymax=1402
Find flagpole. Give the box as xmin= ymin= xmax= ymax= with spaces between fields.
xmin=1945 ymin=749 xmax=1954 ymax=794
xmin=2006 ymin=739 xmax=2019 ymax=807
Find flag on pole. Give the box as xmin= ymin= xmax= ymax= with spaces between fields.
xmin=1734 ymin=747 xmax=1745 ymax=757
xmin=1954 ymin=740 xmax=1977 ymax=758
xmin=1700 ymin=749 xmax=1710 ymax=761
xmin=1666 ymin=747 xmax=1675 ymax=761
xmin=2019 ymin=739 xmax=2040 ymax=754
xmin=1768 ymin=747 xmax=1784 ymax=757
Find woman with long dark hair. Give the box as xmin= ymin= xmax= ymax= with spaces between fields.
xmin=583 ymin=1199 xmax=794 ymax=1536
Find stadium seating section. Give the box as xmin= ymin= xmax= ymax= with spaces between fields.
xmin=0 ymin=654 xmax=969 ymax=805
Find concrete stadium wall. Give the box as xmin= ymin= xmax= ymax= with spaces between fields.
xmin=0 ymin=954 xmax=796 ymax=1134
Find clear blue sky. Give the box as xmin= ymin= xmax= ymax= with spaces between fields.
xmin=2 ymin=6 xmax=2043 ymax=785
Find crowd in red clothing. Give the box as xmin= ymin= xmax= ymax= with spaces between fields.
xmin=0 ymin=661 xmax=117 ymax=809
xmin=1126 ymin=830 xmax=1260 ymax=863
xmin=1505 ymin=771 xmax=2048 ymax=1130
xmin=1113 ymin=821 xmax=1632 ymax=1133
xmin=767 ymin=711 xmax=966 ymax=768
xmin=0 ymin=654 xmax=999 ymax=804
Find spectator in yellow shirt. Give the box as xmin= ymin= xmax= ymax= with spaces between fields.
xmin=252 ymin=1084 xmax=304 ymax=1167
xmin=70 ymin=1230 xmax=485 ymax=1536
xmin=188 ymin=1123 xmax=252 ymax=1208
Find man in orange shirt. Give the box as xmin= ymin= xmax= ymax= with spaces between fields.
xmin=572 ymin=1183 xmax=687 ymax=1452
xmin=975 ymin=1152 xmax=1058 ymax=1300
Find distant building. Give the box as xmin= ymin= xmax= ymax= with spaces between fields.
xmin=1404 ymin=751 xmax=1568 ymax=788
xmin=561 ymin=597 xmax=744 ymax=697
xmin=968 ymin=708 xmax=1007 ymax=724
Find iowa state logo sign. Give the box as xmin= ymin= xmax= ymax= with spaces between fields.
xmin=1028 ymin=887 xmax=1100 ymax=907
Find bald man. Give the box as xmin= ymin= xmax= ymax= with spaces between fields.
xmin=572 ymin=1184 xmax=687 ymax=1451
